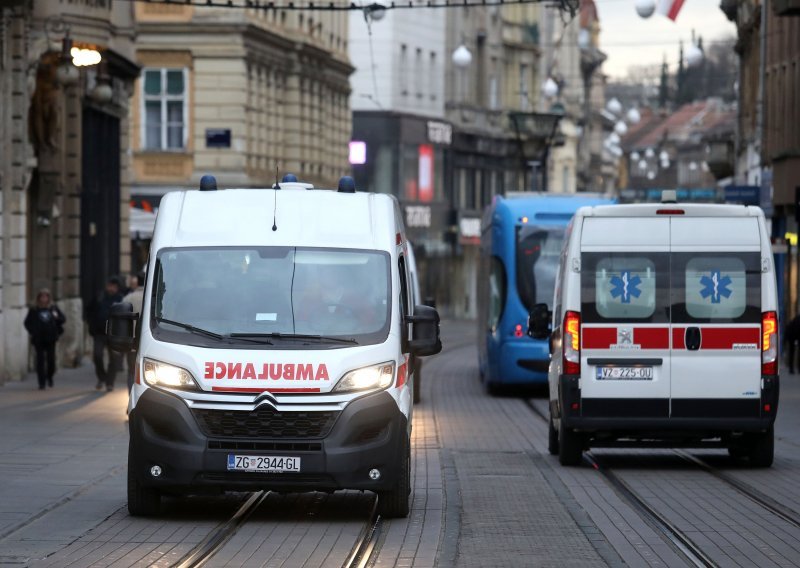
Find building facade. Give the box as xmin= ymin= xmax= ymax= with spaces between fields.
xmin=130 ymin=3 xmax=353 ymax=270
xmin=0 ymin=1 xmax=138 ymax=383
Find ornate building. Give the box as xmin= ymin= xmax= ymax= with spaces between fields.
xmin=129 ymin=2 xmax=354 ymax=257
xmin=0 ymin=1 xmax=138 ymax=382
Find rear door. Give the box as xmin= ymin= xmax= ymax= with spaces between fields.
xmin=669 ymin=217 xmax=762 ymax=418
xmin=579 ymin=217 xmax=672 ymax=419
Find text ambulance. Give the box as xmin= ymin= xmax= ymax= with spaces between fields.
xmin=108 ymin=175 xmax=442 ymax=517
xmin=529 ymin=193 xmax=779 ymax=467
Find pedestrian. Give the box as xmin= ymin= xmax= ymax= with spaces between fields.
xmin=122 ymin=271 xmax=145 ymax=392
xmin=785 ymin=314 xmax=800 ymax=374
xmin=24 ymin=288 xmax=66 ymax=390
xmin=86 ymin=276 xmax=124 ymax=391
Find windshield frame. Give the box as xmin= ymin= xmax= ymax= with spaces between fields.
xmin=148 ymin=246 xmax=393 ymax=349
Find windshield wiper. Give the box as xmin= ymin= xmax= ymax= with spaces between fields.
xmin=155 ymin=317 xmax=273 ymax=344
xmin=229 ymin=332 xmax=358 ymax=345
xmin=155 ymin=317 xmax=226 ymax=340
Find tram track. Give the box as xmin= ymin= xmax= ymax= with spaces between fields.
xmin=524 ymin=397 xmax=800 ymax=567
xmin=168 ymin=491 xmax=382 ymax=568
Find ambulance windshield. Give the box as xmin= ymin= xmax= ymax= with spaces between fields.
xmin=516 ymin=225 xmax=565 ymax=311
xmin=151 ymin=247 xmax=391 ymax=346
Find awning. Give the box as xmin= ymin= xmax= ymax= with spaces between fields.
xmin=130 ymin=207 xmax=156 ymax=239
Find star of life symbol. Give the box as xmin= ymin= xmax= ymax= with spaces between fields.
xmin=609 ymin=271 xmax=641 ymax=304
xmin=618 ymin=327 xmax=632 ymax=345
xmin=700 ymin=270 xmax=732 ymax=304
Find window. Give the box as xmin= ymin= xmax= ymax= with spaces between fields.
xmin=488 ymin=257 xmax=507 ymax=329
xmin=592 ymin=256 xmax=658 ymax=320
xmin=400 ymin=45 xmax=408 ymax=96
xmin=673 ymin=253 xmax=760 ymax=323
xmin=516 ymin=226 xmax=565 ymax=311
xmin=519 ymin=64 xmax=529 ymax=111
xmin=142 ymin=68 xmax=187 ymax=150
xmin=582 ymin=253 xmax=670 ymax=323
xmin=152 ymin=246 xmax=391 ymax=346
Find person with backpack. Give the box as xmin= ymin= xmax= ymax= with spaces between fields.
xmin=24 ymin=288 xmax=66 ymax=390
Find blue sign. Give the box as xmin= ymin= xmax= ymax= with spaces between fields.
xmin=724 ymin=185 xmax=760 ymax=206
xmin=206 ymin=128 xmax=231 ymax=148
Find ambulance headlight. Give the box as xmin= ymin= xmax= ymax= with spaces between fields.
xmin=333 ymin=362 xmax=395 ymax=393
xmin=142 ymin=358 xmax=199 ymax=390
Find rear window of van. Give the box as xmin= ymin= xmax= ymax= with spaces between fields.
xmin=581 ymin=253 xmax=670 ymax=324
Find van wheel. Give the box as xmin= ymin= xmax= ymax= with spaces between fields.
xmin=747 ymin=427 xmax=774 ymax=468
xmin=127 ymin=465 xmax=161 ymax=516
xmin=413 ymin=359 xmax=421 ymax=404
xmin=558 ymin=421 xmax=583 ymax=466
xmin=547 ymin=414 xmax=559 ymax=456
xmin=378 ymin=434 xmax=411 ymax=518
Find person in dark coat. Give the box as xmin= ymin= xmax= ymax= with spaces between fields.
xmin=86 ymin=276 xmax=124 ymax=391
xmin=24 ymin=288 xmax=66 ymax=390
xmin=785 ymin=314 xmax=800 ymax=374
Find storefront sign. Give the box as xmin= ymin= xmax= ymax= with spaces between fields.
xmin=459 ymin=216 xmax=481 ymax=245
xmin=427 ymin=121 xmax=452 ymax=146
xmin=206 ymin=129 xmax=231 ymax=148
xmin=406 ymin=205 xmax=432 ymax=228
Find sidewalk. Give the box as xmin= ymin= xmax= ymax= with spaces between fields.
xmin=0 ymin=362 xmax=130 ymax=565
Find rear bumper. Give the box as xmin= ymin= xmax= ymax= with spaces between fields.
xmin=129 ymin=387 xmax=408 ymax=493
xmin=556 ymin=373 xmax=779 ymax=437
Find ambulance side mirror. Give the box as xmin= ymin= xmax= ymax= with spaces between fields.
xmin=407 ymin=305 xmax=442 ymax=356
xmin=527 ymin=303 xmax=551 ymax=340
xmin=107 ymin=302 xmax=138 ymax=353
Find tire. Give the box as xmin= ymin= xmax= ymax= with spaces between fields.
xmin=727 ymin=446 xmax=747 ymax=460
xmin=127 ymin=464 xmax=161 ymax=516
xmin=548 ymin=414 xmax=559 ymax=456
xmin=378 ymin=433 xmax=411 ymax=518
xmin=413 ymin=358 xmax=421 ymax=404
xmin=558 ymin=420 xmax=583 ymax=466
xmin=748 ymin=426 xmax=774 ymax=468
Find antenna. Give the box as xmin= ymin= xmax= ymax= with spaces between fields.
xmin=272 ymin=166 xmax=278 ymax=231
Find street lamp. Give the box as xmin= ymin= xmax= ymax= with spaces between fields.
xmin=452 ymin=44 xmax=472 ymax=68
xmin=509 ymin=111 xmax=563 ymax=191
xmin=635 ymin=0 xmax=656 ymax=18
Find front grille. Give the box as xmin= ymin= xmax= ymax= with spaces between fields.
xmin=518 ymin=359 xmax=550 ymax=373
xmin=208 ymin=440 xmax=322 ymax=452
xmin=192 ymin=407 xmax=339 ymax=439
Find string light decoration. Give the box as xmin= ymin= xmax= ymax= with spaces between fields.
xmin=116 ymin=0 xmax=579 ymax=15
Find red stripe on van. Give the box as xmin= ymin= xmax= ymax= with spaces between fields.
xmin=582 ymin=327 xmax=616 ymax=349
xmin=671 ymin=327 xmax=759 ymax=350
xmin=210 ymin=387 xmax=322 ymax=393
xmin=634 ymin=327 xmax=669 ymax=349
xmin=699 ymin=327 xmax=760 ymax=349
xmin=672 ymin=328 xmax=685 ymax=349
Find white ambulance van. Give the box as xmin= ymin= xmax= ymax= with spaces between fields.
xmin=108 ymin=175 xmax=442 ymax=517
xmin=528 ymin=192 xmax=779 ymax=467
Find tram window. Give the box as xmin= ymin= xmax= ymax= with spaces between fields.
xmin=516 ymin=225 xmax=564 ymax=311
xmin=488 ymin=256 xmax=506 ymax=329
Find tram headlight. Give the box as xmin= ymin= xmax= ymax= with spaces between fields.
xmin=142 ymin=358 xmax=199 ymax=390
xmin=333 ymin=362 xmax=395 ymax=393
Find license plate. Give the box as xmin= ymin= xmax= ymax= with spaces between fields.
xmin=596 ymin=366 xmax=653 ymax=380
xmin=227 ymin=455 xmax=301 ymax=473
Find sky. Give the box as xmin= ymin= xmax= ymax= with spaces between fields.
xmin=596 ymin=0 xmax=737 ymax=78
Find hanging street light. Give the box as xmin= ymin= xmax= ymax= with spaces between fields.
xmin=614 ymin=121 xmax=628 ymax=136
xmin=542 ymin=77 xmax=559 ymax=99
xmin=626 ymin=107 xmax=641 ymax=124
xmin=606 ymin=97 xmax=622 ymax=116
xmin=686 ymin=43 xmax=703 ymax=68
xmin=635 ymin=0 xmax=657 ymax=18
xmin=452 ymin=44 xmax=472 ymax=68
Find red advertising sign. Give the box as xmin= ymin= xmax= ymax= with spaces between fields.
xmin=418 ymin=144 xmax=434 ymax=203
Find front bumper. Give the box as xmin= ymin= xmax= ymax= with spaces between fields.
xmin=129 ymin=388 xmax=408 ymax=493
xmin=494 ymin=339 xmax=549 ymax=385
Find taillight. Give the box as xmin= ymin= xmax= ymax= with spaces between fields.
xmin=514 ymin=324 xmax=524 ymax=338
xmin=563 ymin=311 xmax=581 ymax=375
xmin=762 ymin=311 xmax=778 ymax=376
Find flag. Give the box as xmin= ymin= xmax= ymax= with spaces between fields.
xmin=657 ymin=0 xmax=685 ymax=21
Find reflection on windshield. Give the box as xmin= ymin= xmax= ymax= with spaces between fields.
xmin=152 ymin=247 xmax=390 ymax=345
xmin=516 ymin=226 xmax=565 ymax=311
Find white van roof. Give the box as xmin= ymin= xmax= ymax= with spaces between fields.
xmin=578 ymin=203 xmax=764 ymax=218
xmin=152 ymin=189 xmax=401 ymax=251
